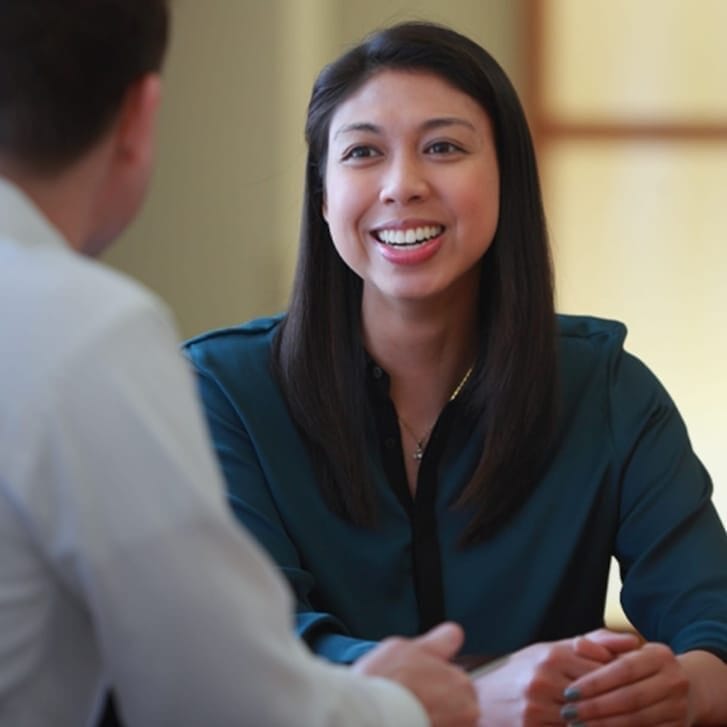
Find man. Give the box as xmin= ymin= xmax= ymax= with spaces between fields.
xmin=0 ymin=2 xmax=478 ymax=725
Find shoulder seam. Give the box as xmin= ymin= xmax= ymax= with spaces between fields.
xmin=184 ymin=314 xmax=284 ymax=348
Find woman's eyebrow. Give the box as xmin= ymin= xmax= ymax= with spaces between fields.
xmin=420 ymin=117 xmax=476 ymax=132
xmin=333 ymin=117 xmax=476 ymax=140
xmin=333 ymin=122 xmax=381 ymax=139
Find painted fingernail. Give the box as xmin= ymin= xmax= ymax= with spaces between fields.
xmin=563 ymin=686 xmax=581 ymax=702
xmin=561 ymin=704 xmax=579 ymax=720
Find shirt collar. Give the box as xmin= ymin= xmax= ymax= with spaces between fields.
xmin=364 ymin=349 xmax=479 ymax=429
xmin=365 ymin=353 xmax=396 ymax=405
xmin=0 ymin=176 xmax=70 ymax=253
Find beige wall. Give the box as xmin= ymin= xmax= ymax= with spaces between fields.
xmin=539 ymin=0 xmax=727 ymax=626
xmin=103 ymin=0 xmax=522 ymax=338
xmin=104 ymin=0 xmax=724 ymax=630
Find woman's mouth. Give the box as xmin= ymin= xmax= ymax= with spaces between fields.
xmin=373 ymin=225 xmax=444 ymax=247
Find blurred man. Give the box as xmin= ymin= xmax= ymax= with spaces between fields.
xmin=0 ymin=1 xmax=477 ymax=725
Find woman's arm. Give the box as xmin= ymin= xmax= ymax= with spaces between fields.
xmin=185 ymin=343 xmax=378 ymax=664
xmin=608 ymin=352 xmax=727 ymax=658
xmin=555 ymin=345 xmax=727 ymax=726
xmin=680 ymin=650 xmax=727 ymax=725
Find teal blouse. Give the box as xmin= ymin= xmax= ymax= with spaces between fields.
xmin=184 ymin=314 xmax=727 ymax=664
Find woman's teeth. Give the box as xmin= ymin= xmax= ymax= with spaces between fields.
xmin=375 ymin=225 xmax=443 ymax=246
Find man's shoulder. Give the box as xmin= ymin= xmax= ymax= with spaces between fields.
xmin=0 ymin=248 xmax=175 ymax=413
xmin=5 ymin=240 xmax=164 ymax=331
xmin=62 ymin=249 xmax=166 ymax=322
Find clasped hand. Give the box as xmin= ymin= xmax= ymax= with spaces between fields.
xmin=473 ymin=629 xmax=692 ymax=726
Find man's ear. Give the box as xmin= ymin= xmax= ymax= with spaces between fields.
xmin=112 ymin=73 xmax=162 ymax=170
xmin=83 ymin=74 xmax=162 ymax=255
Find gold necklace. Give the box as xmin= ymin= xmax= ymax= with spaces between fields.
xmin=398 ymin=364 xmax=474 ymax=463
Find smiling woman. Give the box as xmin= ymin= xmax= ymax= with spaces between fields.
xmin=184 ymin=21 xmax=727 ymax=726
xmin=323 ymin=70 xmax=499 ymax=310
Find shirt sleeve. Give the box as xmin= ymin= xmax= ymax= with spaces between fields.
xmin=187 ymin=352 xmax=379 ymax=665
xmin=609 ymin=346 xmax=727 ymax=661
xmin=17 ymin=295 xmax=428 ymax=726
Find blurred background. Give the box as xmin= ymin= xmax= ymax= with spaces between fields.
xmin=105 ymin=0 xmax=727 ymax=627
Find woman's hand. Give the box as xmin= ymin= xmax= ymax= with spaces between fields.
xmin=474 ymin=630 xmax=640 ymax=726
xmin=560 ymin=641 xmax=692 ymax=726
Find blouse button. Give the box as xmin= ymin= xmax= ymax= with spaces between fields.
xmin=372 ymin=366 xmax=383 ymax=379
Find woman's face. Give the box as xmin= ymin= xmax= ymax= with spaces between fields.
xmin=323 ymin=69 xmax=500 ymax=309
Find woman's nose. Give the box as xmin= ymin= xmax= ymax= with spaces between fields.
xmin=379 ymin=154 xmax=430 ymax=205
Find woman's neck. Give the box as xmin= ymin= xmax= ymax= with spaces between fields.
xmin=361 ymin=285 xmax=479 ymax=496
xmin=361 ymin=287 xmax=479 ymax=421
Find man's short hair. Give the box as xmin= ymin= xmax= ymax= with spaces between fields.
xmin=0 ymin=0 xmax=170 ymax=172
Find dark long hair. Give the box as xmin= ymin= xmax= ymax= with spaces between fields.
xmin=272 ymin=21 xmax=558 ymax=544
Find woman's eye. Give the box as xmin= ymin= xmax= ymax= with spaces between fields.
xmin=426 ymin=141 xmax=463 ymax=155
xmin=342 ymin=145 xmax=380 ymax=161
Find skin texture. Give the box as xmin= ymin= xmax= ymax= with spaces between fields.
xmin=323 ymin=69 xmax=498 ymax=496
xmin=562 ymin=637 xmax=727 ymax=726
xmin=472 ymin=630 xmax=641 ymax=726
xmin=354 ymin=623 xmax=479 ymax=727
xmin=562 ymin=642 xmax=690 ymax=726
xmin=473 ymin=628 xmax=727 ymax=726
xmin=324 ymin=69 xmax=499 ymax=310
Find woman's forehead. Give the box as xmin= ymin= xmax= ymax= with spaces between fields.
xmin=328 ymin=69 xmax=490 ymax=138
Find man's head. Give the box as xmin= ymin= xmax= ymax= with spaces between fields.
xmin=0 ymin=0 xmax=170 ymax=253
xmin=0 ymin=0 xmax=169 ymax=172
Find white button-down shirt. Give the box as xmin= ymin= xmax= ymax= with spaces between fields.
xmin=0 ymin=178 xmax=427 ymax=727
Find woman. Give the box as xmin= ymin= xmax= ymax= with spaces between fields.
xmin=185 ymin=22 xmax=727 ymax=725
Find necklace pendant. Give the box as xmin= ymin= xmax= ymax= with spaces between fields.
xmin=413 ymin=443 xmax=424 ymax=462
